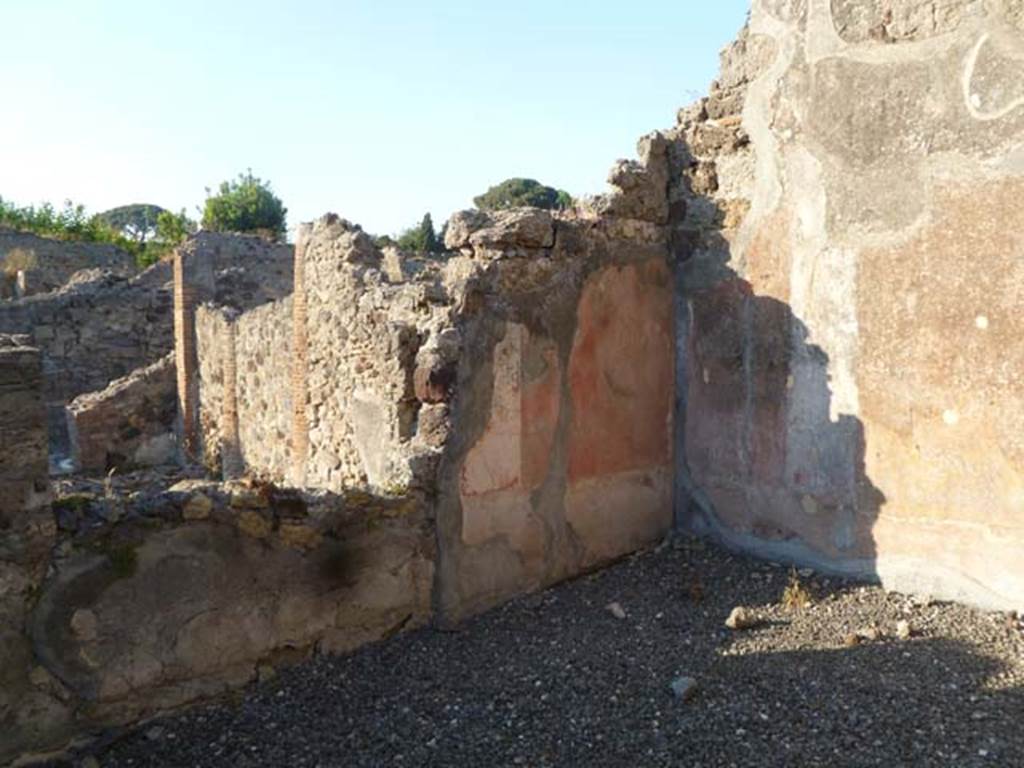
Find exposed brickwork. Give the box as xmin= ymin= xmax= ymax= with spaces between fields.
xmin=173 ymin=252 xmax=199 ymax=458
xmin=220 ymin=319 xmax=243 ymax=479
xmin=288 ymin=227 xmax=310 ymax=486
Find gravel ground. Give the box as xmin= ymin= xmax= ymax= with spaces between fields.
xmin=66 ymin=538 xmax=1023 ymax=768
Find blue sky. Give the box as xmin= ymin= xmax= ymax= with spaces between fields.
xmin=1 ymin=1 xmax=748 ymax=237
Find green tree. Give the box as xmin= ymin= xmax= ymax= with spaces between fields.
xmin=396 ymin=212 xmax=441 ymax=254
xmin=96 ymin=204 xmax=167 ymax=244
xmin=134 ymin=209 xmax=196 ymax=267
xmin=155 ymin=209 xmax=195 ymax=245
xmin=201 ymin=170 xmax=287 ymax=241
xmin=473 ymin=178 xmax=573 ymax=211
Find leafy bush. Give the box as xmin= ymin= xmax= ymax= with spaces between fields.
xmin=157 ymin=209 xmax=195 ymax=245
xmin=473 ymin=178 xmax=573 ymax=211
xmin=201 ymin=170 xmax=287 ymax=242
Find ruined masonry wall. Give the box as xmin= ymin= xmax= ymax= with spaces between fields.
xmin=295 ymin=220 xmax=448 ymax=492
xmin=0 ymin=335 xmax=59 ymax=758
xmin=0 ymin=337 xmax=51 ymax=538
xmin=437 ymin=202 xmax=675 ymax=620
xmin=67 ymin=353 xmax=178 ymax=472
xmin=174 ymin=233 xmax=294 ymax=460
xmin=0 ymin=229 xmax=136 ymax=298
xmin=235 ymin=298 xmax=294 ymax=478
xmin=672 ymin=0 xmax=1024 ymax=611
xmin=195 ymin=305 xmax=231 ymax=472
xmin=0 ymin=263 xmax=173 ymax=405
xmin=192 ymin=202 xmax=678 ymax=623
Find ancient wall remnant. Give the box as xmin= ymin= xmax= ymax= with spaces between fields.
xmin=289 ymin=218 xmax=450 ymax=492
xmin=8 ymin=1 xmax=1024 ymax=761
xmin=67 ymin=353 xmax=178 ymax=472
xmin=174 ymin=233 xmax=293 ymax=458
xmin=195 ymin=298 xmax=294 ymax=478
xmin=671 ymin=0 xmax=1024 ymax=611
xmin=192 ymin=143 xmax=677 ymax=620
xmin=0 ymin=264 xmax=174 ymax=462
xmin=437 ymin=202 xmax=675 ymax=619
xmin=0 ymin=229 xmax=136 ymax=299
xmin=0 ymin=264 xmax=173 ymax=407
xmin=0 ymin=335 xmax=59 ymax=758
xmin=2 ymin=476 xmax=434 ymax=764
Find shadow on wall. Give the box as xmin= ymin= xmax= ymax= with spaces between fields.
xmin=672 ymin=164 xmax=887 ymax=583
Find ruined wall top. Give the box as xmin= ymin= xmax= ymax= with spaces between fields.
xmin=0 ymin=228 xmax=137 ymax=299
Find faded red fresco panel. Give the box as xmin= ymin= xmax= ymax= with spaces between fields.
xmin=567 ymin=260 xmax=673 ymax=482
xmin=520 ymin=335 xmax=561 ymax=491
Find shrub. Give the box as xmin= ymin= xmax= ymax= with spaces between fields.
xmin=201 ymin=170 xmax=287 ymax=242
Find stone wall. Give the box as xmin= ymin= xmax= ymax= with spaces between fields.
xmin=0 ymin=264 xmax=174 ymax=460
xmin=288 ymin=218 xmax=452 ymax=493
xmin=0 ymin=335 xmax=59 ymax=759
xmin=0 ymin=229 xmax=136 ymax=298
xmin=671 ymin=0 xmax=1024 ymax=611
xmin=3 ymin=479 xmax=433 ymax=764
xmin=67 ymin=353 xmax=178 ymax=472
xmin=195 ymin=298 xmax=294 ymax=479
xmin=193 ymin=140 xmax=676 ymax=622
xmin=174 ymin=233 xmax=294 ymax=459
xmin=0 ymin=264 xmax=173 ymax=406
xmin=436 ymin=200 xmax=675 ymax=619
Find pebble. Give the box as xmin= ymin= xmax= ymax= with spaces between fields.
xmin=896 ymin=620 xmax=914 ymax=640
xmin=725 ymin=606 xmax=757 ymax=630
xmin=606 ymin=602 xmax=627 ymax=620
xmin=856 ymin=625 xmax=883 ymax=642
xmin=669 ymin=676 xmax=699 ymax=702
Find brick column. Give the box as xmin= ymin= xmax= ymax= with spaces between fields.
xmin=220 ymin=317 xmax=244 ymax=479
xmin=173 ymin=240 xmax=215 ymax=462
xmin=173 ymin=251 xmax=199 ymax=459
xmin=288 ymin=224 xmax=312 ymax=487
